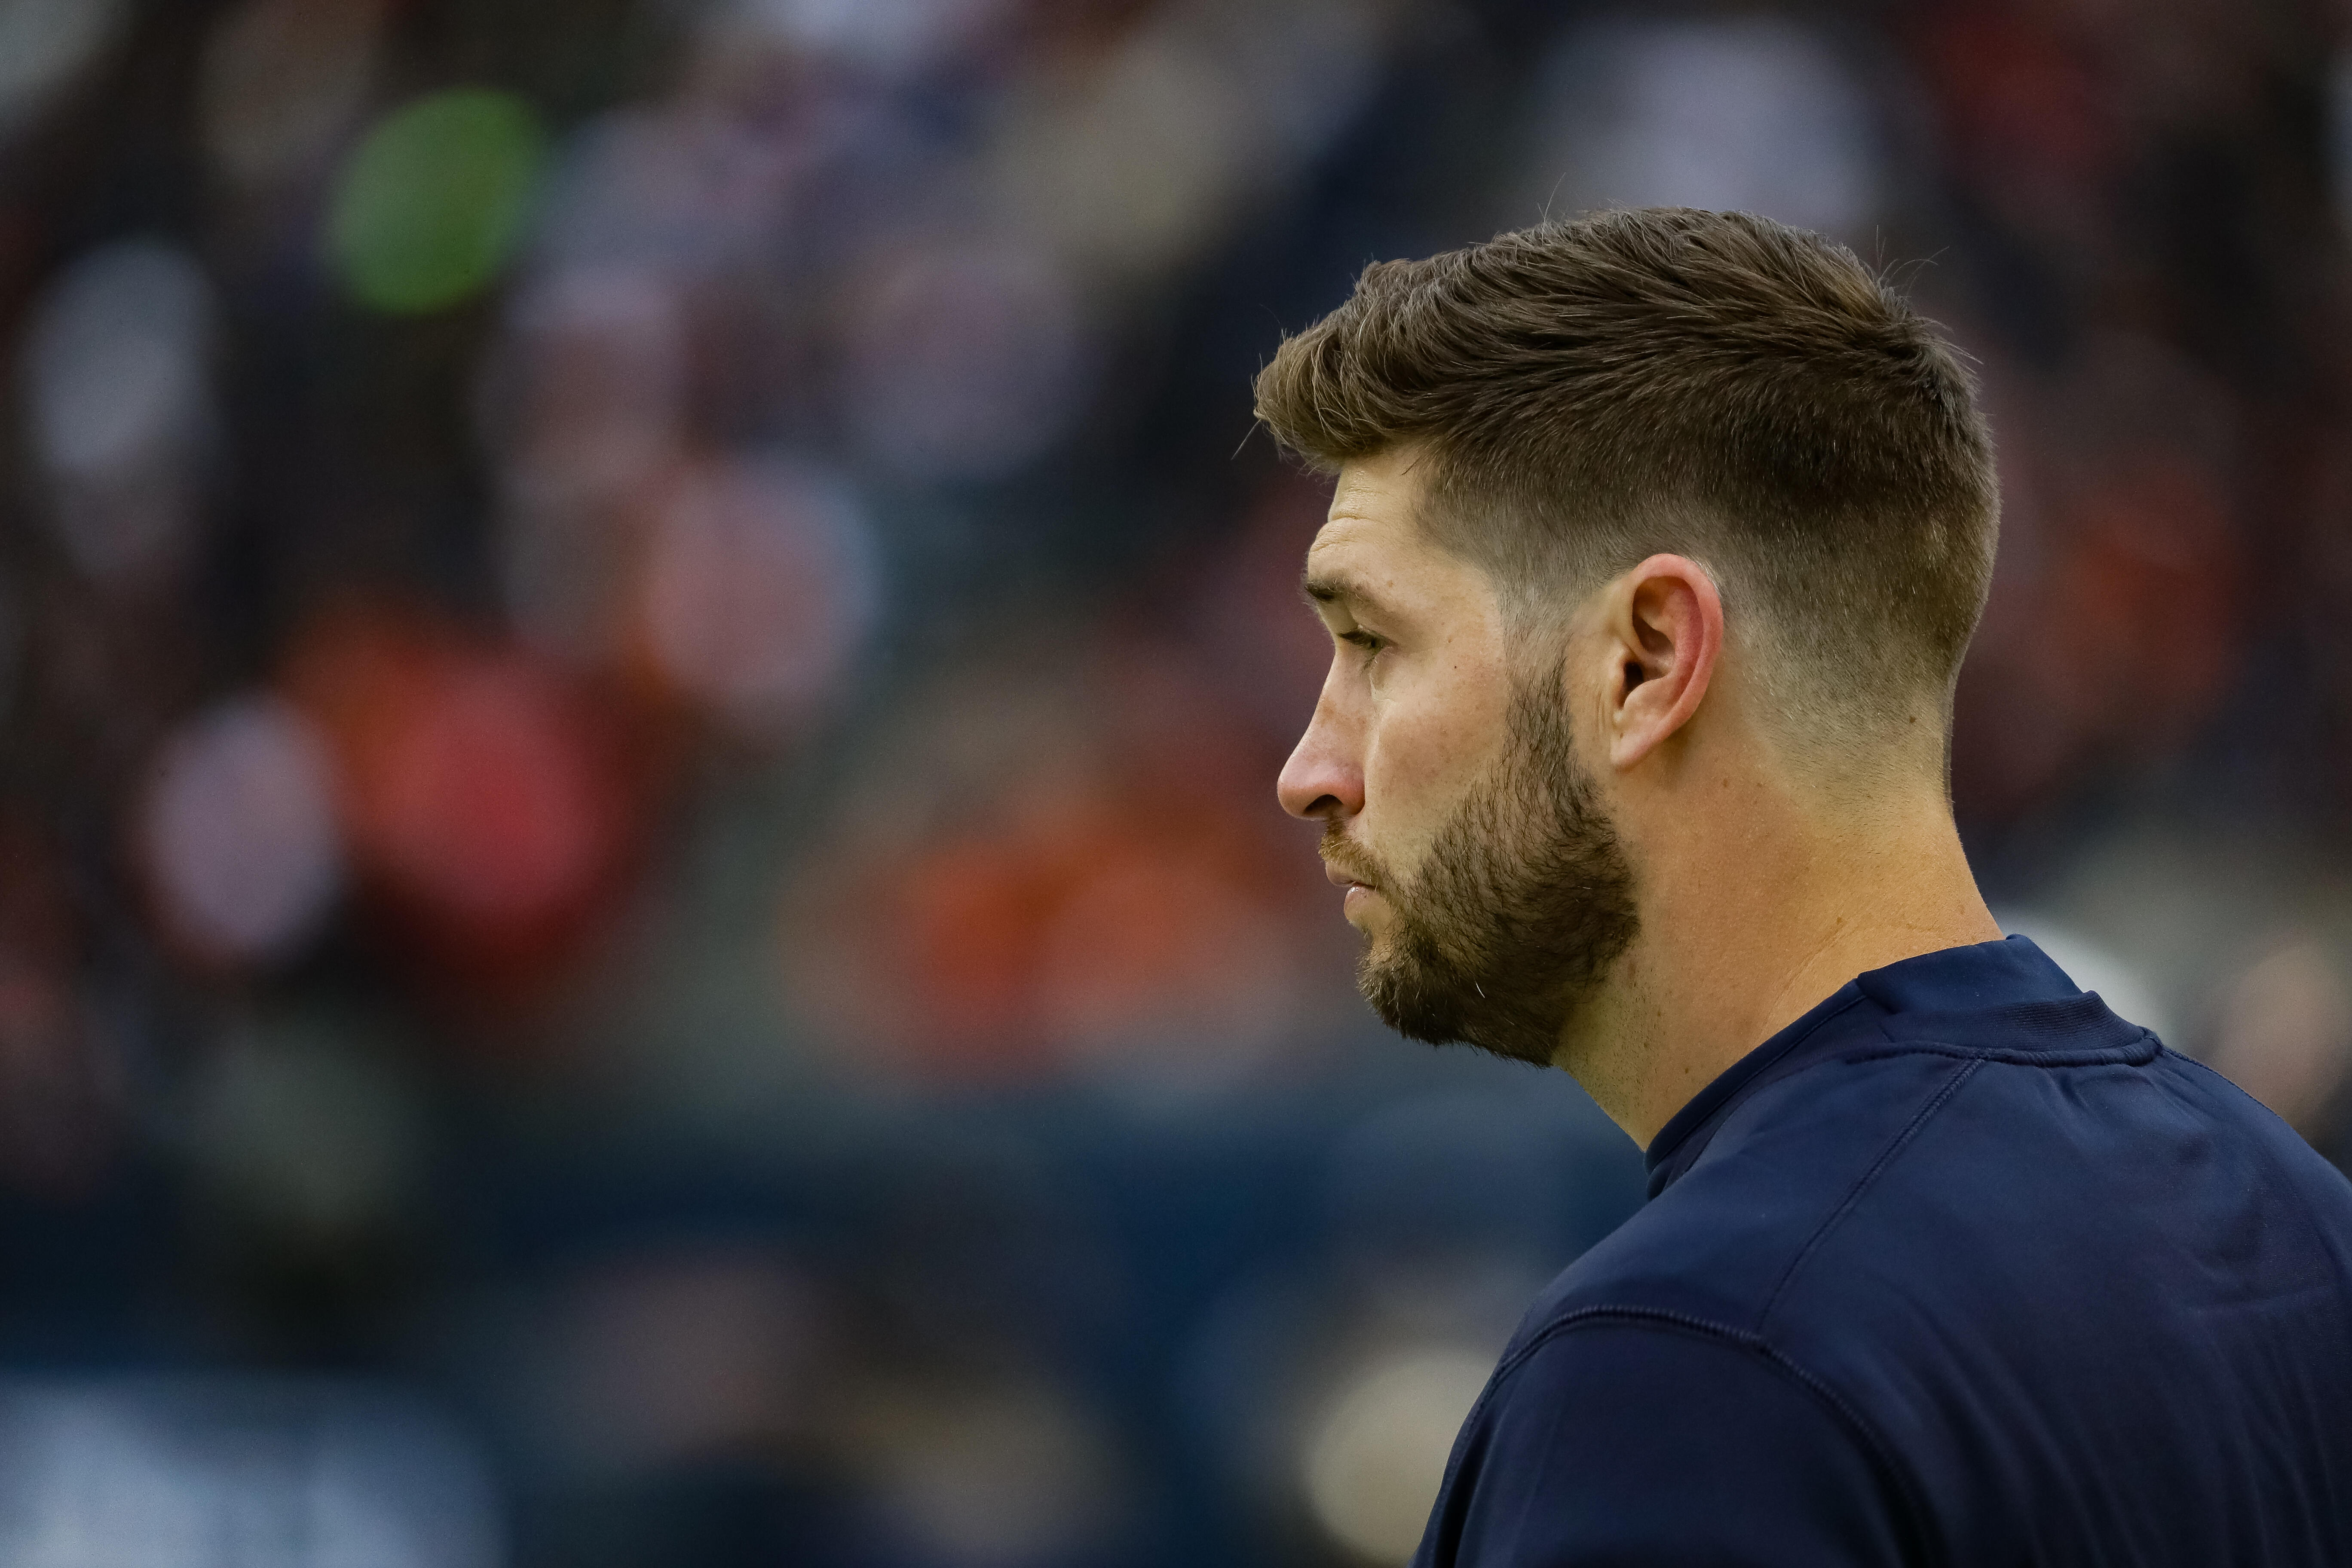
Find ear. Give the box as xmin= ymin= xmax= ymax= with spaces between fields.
xmin=1599 ymin=554 xmax=1724 ymax=772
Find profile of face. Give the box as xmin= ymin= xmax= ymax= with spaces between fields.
xmin=1278 ymin=451 xmax=1639 ymax=1066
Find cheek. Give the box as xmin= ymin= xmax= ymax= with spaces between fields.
xmin=1359 ymin=678 xmax=1502 ymax=860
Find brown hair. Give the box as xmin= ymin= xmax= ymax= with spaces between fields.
xmin=1253 ymin=207 xmax=1997 ymax=760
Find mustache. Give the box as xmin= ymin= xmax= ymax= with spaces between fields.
xmin=1317 ymin=821 xmax=1388 ymax=888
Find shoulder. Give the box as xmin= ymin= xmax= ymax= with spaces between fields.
xmin=1422 ymin=1314 xmax=1918 ymax=1567
xmin=1525 ymin=1043 xmax=1987 ymax=1336
xmin=2147 ymin=1047 xmax=2352 ymax=1220
xmin=1528 ymin=1029 xmax=2352 ymax=1341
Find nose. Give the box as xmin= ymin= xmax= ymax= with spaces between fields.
xmin=1277 ymin=695 xmax=1364 ymax=821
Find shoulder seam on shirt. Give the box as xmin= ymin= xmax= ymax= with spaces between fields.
xmin=1483 ymin=1307 xmax=1937 ymax=1567
xmin=1841 ymin=1029 xmax=2160 ymax=1068
xmin=1759 ymin=1055 xmax=1985 ymax=1328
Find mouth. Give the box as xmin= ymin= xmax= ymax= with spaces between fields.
xmin=1316 ymin=827 xmax=1386 ymax=920
xmin=1322 ymin=861 xmax=1374 ymax=892
xmin=1319 ymin=853 xmax=1384 ymax=925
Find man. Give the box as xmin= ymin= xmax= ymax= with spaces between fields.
xmin=1259 ymin=208 xmax=2352 ymax=1565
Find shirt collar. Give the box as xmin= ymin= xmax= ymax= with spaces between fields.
xmin=1642 ymin=935 xmax=2089 ymax=1196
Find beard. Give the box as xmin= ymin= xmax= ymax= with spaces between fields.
xmin=1321 ymin=673 xmax=1639 ymax=1067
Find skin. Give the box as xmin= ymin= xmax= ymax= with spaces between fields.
xmin=1278 ymin=446 xmax=2004 ymax=1146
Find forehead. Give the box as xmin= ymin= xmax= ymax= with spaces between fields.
xmin=1305 ymin=449 xmax=1494 ymax=618
xmin=1309 ymin=450 xmax=1427 ymax=560
xmin=1309 ymin=450 xmax=1442 ymax=572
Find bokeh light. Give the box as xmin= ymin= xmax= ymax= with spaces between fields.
xmin=0 ymin=1378 xmax=501 ymax=1568
xmin=21 ymin=242 xmax=213 ymax=479
xmin=0 ymin=0 xmax=128 ymax=135
xmin=326 ymin=89 xmax=547 ymax=314
xmin=1302 ymin=1346 xmax=1496 ymax=1566
xmin=853 ymin=1374 xmax=1127 ymax=1566
xmin=639 ymin=454 xmax=879 ymax=742
xmin=1519 ymin=17 xmax=1884 ymax=238
xmin=285 ymin=610 xmax=637 ymax=996
xmin=368 ymin=672 xmax=623 ymax=975
xmin=18 ymin=240 xmax=216 ymax=580
xmin=2205 ymin=940 xmax=2352 ymax=1138
xmin=721 ymin=0 xmax=1011 ymax=80
xmin=138 ymin=694 xmax=343 ymax=966
xmin=985 ymin=18 xmax=1258 ymax=287
xmin=199 ymin=0 xmax=388 ymax=190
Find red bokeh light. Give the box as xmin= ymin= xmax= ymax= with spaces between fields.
xmin=283 ymin=606 xmax=645 ymax=1005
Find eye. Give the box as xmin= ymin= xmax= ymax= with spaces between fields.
xmin=1340 ymin=629 xmax=1386 ymax=658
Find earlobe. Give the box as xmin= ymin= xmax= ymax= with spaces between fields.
xmin=1605 ymin=554 xmax=1723 ymax=771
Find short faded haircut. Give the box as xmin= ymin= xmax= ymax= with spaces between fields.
xmin=1253 ymin=207 xmax=1998 ymax=764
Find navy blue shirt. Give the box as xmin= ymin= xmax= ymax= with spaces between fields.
xmin=1414 ymin=937 xmax=2352 ymax=1566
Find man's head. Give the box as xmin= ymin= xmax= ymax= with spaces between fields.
xmin=1263 ymin=209 xmax=1997 ymax=1067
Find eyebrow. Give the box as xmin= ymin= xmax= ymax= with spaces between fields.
xmin=1301 ymin=571 xmax=1402 ymax=623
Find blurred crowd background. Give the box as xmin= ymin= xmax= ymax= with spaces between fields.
xmin=0 ymin=0 xmax=2348 ymax=1563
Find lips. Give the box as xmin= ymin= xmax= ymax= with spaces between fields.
xmin=1323 ymin=861 xmax=1371 ymax=891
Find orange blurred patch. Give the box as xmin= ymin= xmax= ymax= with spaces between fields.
xmin=781 ymin=633 xmax=1336 ymax=1087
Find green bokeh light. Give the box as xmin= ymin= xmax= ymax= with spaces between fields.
xmin=325 ymin=89 xmax=545 ymax=315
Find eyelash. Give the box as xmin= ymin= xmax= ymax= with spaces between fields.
xmin=1341 ymin=630 xmax=1386 ymax=658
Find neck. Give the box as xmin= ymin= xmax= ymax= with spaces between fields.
xmin=1557 ymin=778 xmax=2001 ymax=1148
